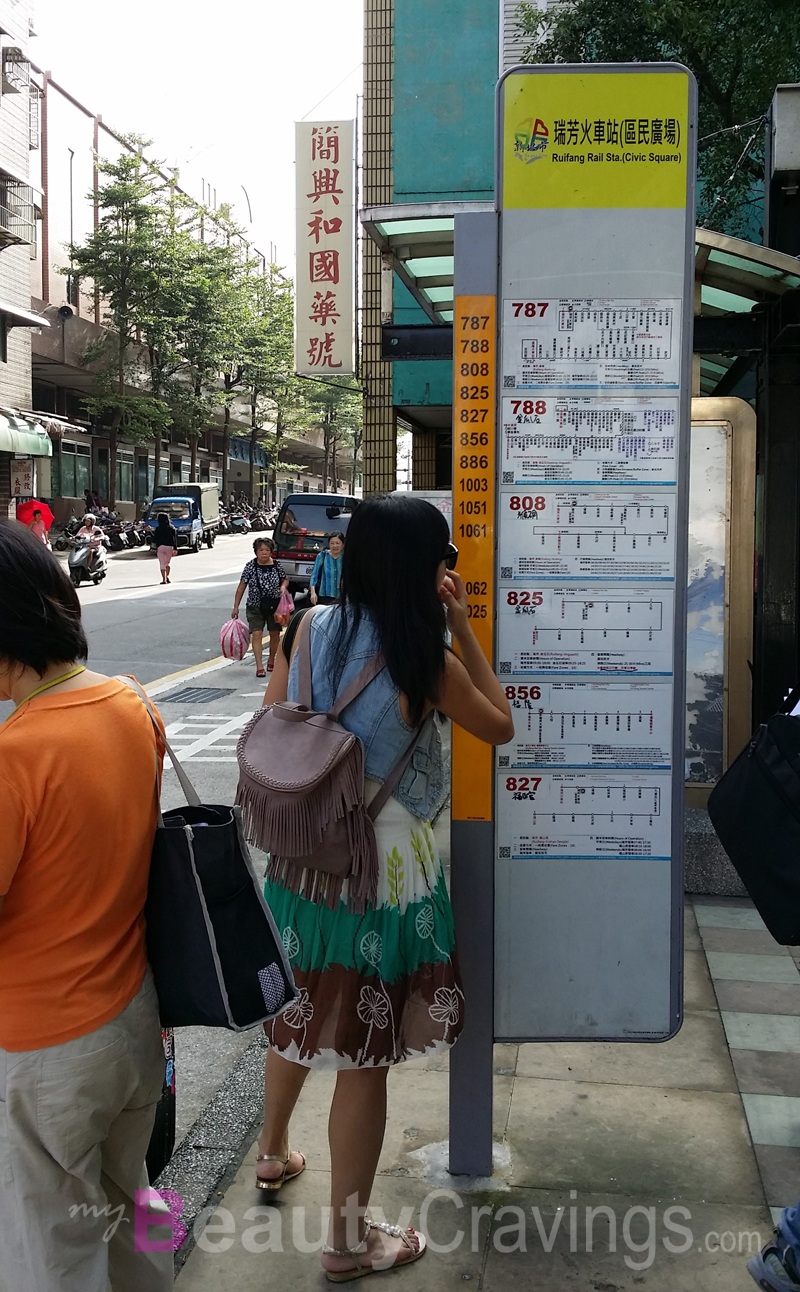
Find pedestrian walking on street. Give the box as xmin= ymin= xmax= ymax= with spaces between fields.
xmin=231 ymin=536 xmax=290 ymax=677
xmin=26 ymin=507 xmax=50 ymax=547
xmin=255 ymin=494 xmax=514 ymax=1279
xmin=310 ymin=530 xmax=344 ymax=605
xmin=153 ymin=509 xmax=178 ymax=584
xmin=0 ymin=521 xmax=172 ymax=1292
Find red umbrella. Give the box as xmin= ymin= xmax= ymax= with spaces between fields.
xmin=16 ymin=499 xmax=55 ymax=529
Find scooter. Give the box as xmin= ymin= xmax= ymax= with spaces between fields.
xmin=67 ymin=537 xmax=109 ymax=586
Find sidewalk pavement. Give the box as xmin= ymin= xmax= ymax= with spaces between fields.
xmin=171 ymin=895 xmax=800 ymax=1290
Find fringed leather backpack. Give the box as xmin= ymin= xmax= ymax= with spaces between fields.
xmin=236 ymin=608 xmax=421 ymax=913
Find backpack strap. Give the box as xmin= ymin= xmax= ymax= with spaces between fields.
xmin=296 ymin=604 xmax=385 ymax=717
xmin=294 ymin=607 xmax=426 ymax=819
xmin=366 ymin=725 xmax=426 ymax=822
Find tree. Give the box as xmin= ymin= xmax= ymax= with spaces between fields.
xmin=240 ymin=265 xmax=306 ymax=502
xmin=70 ymin=140 xmax=170 ymax=507
xmin=517 ymin=0 xmax=800 ymax=236
xmin=300 ymin=377 xmax=362 ymax=492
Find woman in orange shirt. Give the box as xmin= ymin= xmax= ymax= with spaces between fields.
xmin=0 ymin=520 xmax=172 ymax=1292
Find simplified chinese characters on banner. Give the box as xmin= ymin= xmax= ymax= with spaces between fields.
xmin=295 ymin=120 xmax=354 ymax=375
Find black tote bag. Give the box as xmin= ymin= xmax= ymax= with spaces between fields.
xmin=122 ymin=678 xmax=298 ymax=1029
xmin=708 ymin=713 xmax=800 ymax=945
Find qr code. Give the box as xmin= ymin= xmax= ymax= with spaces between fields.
xmin=504 ymin=375 xmax=515 ymax=388
xmin=498 ymin=756 xmax=509 ymax=767
xmin=501 ymin=566 xmax=512 ymax=578
xmin=499 ymin=661 xmax=511 ymax=674
xmin=499 ymin=847 xmax=511 ymax=858
xmin=502 ymin=471 xmax=513 ymax=484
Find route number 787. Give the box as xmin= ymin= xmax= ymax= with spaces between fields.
xmin=511 ymin=302 xmax=549 ymax=318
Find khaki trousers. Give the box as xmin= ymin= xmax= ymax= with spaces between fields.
xmin=0 ymin=972 xmax=173 ymax=1291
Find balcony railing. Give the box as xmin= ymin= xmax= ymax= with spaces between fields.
xmin=0 ymin=180 xmax=36 ymax=248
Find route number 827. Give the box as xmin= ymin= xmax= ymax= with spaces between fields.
xmin=505 ymin=776 xmax=542 ymax=799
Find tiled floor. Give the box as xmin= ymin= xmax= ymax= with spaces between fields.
xmin=694 ymin=896 xmax=800 ymax=1224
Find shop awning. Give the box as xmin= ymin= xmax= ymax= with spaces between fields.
xmin=0 ymin=414 xmax=52 ymax=456
xmin=0 ymin=297 xmax=49 ymax=328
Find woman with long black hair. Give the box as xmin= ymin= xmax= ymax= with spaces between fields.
xmin=255 ymin=494 xmax=513 ymax=1280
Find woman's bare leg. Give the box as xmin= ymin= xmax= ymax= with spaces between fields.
xmin=268 ymin=628 xmax=281 ymax=666
xmin=256 ymin=1048 xmax=309 ymax=1182
xmin=323 ymin=1068 xmax=422 ymax=1272
xmin=252 ymin=629 xmax=264 ymax=671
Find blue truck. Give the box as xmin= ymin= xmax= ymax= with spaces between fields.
xmin=144 ymin=483 xmax=220 ymax=553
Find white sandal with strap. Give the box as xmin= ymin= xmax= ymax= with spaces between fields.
xmin=254 ymin=1149 xmax=306 ymax=1192
xmin=323 ymin=1220 xmax=427 ymax=1283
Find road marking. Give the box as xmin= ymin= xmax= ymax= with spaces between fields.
xmin=147 ymin=658 xmax=233 ymax=696
xmin=164 ymin=713 xmax=250 ymax=761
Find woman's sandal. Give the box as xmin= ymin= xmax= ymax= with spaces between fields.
xmin=254 ymin=1149 xmax=306 ymax=1192
xmin=323 ymin=1221 xmax=427 ymax=1283
xmin=256 ymin=667 xmax=266 ymax=679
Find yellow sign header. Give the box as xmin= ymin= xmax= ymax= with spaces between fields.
xmin=503 ymin=71 xmax=689 ymax=210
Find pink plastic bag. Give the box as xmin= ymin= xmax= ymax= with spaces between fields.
xmin=274 ymin=590 xmax=294 ymax=627
xmin=220 ymin=617 xmax=251 ymax=661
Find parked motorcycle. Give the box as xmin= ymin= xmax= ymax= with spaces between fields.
xmin=67 ymin=537 xmax=108 ymax=586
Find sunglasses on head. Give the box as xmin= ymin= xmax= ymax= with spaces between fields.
xmin=443 ymin=542 xmax=459 ymax=571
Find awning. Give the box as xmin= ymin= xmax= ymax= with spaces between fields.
xmin=0 ymin=414 xmax=52 ymax=456
xmin=0 ymin=297 xmax=49 ymax=328
xmin=0 ymin=161 xmax=43 ymax=195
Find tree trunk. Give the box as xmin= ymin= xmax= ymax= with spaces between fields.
xmin=153 ymin=433 xmax=161 ymax=498
xmin=222 ymin=402 xmax=230 ymax=503
xmin=271 ymin=421 xmax=284 ymax=506
xmin=322 ymin=419 xmax=331 ymax=492
xmin=108 ymin=416 xmax=120 ymax=511
xmin=249 ymin=391 xmax=258 ymax=502
xmin=190 ymin=436 xmax=198 ymax=483
xmin=331 ymin=436 xmax=338 ymax=493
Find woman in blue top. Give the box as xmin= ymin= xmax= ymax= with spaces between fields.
xmin=255 ymin=494 xmax=514 ymax=1279
xmin=310 ymin=531 xmax=344 ymax=605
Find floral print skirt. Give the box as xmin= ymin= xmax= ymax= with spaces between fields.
xmin=263 ymin=781 xmax=464 ymax=1069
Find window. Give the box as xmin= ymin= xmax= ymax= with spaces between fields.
xmin=60 ymin=442 xmax=91 ymax=498
xmin=170 ymin=459 xmax=181 ymax=484
xmin=116 ymin=451 xmax=134 ymax=502
xmin=136 ymin=456 xmax=150 ymax=501
xmin=51 ymin=442 xmax=61 ymax=496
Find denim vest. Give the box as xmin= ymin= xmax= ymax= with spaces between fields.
xmin=287 ymin=605 xmax=447 ymax=822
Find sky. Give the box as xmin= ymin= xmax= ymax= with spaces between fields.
xmin=32 ymin=0 xmax=363 ymax=271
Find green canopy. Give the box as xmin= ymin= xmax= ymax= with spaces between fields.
xmin=0 ymin=415 xmax=52 ymax=457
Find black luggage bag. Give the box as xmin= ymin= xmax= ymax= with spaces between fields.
xmin=708 ymin=713 xmax=800 ymax=944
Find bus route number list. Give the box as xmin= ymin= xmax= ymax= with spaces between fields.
xmin=452 ymin=296 xmax=496 ymax=823
xmin=498 ymin=291 xmax=679 ymax=867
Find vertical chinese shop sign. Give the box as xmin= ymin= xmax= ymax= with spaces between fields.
xmin=452 ymin=296 xmax=496 ymax=821
xmin=295 ymin=121 xmax=355 ymax=376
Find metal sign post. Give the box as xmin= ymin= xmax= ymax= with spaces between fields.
xmin=450 ymin=64 xmax=696 ymax=1173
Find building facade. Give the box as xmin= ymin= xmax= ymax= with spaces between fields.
xmin=0 ymin=0 xmax=53 ymax=517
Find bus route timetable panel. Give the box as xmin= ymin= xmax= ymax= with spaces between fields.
xmin=502 ymin=298 xmax=682 ymax=390
xmin=496 ymin=768 xmax=673 ymax=861
xmin=499 ymin=489 xmax=677 ymax=581
xmin=499 ymin=679 xmax=673 ymax=770
xmin=497 ymin=584 xmax=675 ymax=676
xmin=501 ymin=394 xmax=678 ymax=486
